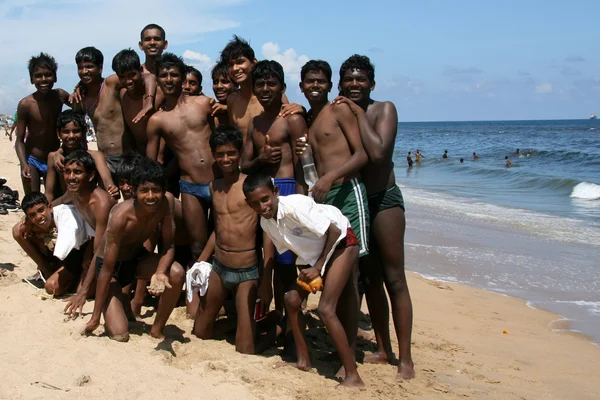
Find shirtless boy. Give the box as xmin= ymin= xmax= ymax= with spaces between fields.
xmin=147 ymin=53 xmax=214 ymax=262
xmin=139 ymin=24 xmax=168 ymax=75
xmin=113 ymin=49 xmax=163 ymax=155
xmin=333 ymin=54 xmax=414 ymax=379
xmin=45 ymin=110 xmax=118 ymax=201
xmin=82 ymin=158 xmax=185 ymax=341
xmin=71 ymin=47 xmax=155 ymax=174
xmin=193 ymin=125 xmax=274 ymax=354
xmin=15 ymin=53 xmax=70 ymax=194
xmin=244 ymin=173 xmax=364 ymax=387
xmin=241 ymin=60 xmax=308 ymax=311
xmin=13 ymin=192 xmax=93 ymax=296
xmin=210 ymin=62 xmax=235 ymax=126
xmin=183 ymin=65 xmax=203 ymax=96
xmin=219 ymin=36 xmax=302 ymax=141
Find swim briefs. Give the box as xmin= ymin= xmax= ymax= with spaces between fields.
xmin=105 ymin=155 xmax=123 ymax=175
xmin=368 ymin=184 xmax=405 ymax=219
xmin=27 ymin=155 xmax=48 ymax=176
xmin=325 ymin=178 xmax=369 ymax=257
xmin=94 ymin=248 xmax=149 ymax=288
xmin=180 ymin=180 xmax=212 ymax=203
xmin=212 ymin=258 xmax=259 ymax=290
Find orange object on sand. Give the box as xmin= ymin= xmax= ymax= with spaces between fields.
xmin=503 ymin=330 xmax=509 ymax=335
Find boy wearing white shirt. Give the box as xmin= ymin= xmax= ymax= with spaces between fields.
xmin=243 ymin=173 xmax=364 ymax=388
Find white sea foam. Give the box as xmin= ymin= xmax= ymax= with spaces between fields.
xmin=556 ymin=300 xmax=600 ymax=315
xmin=570 ymin=182 xmax=600 ymax=200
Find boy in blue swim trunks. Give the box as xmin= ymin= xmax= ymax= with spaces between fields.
xmin=334 ymin=54 xmax=415 ymax=380
xmin=193 ymin=125 xmax=275 ymax=355
xmin=15 ymin=53 xmax=71 ymax=195
xmin=241 ymin=60 xmax=308 ymax=312
xmin=147 ymin=53 xmax=215 ymax=263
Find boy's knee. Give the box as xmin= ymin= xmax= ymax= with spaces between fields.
xmin=317 ymin=303 xmax=336 ymax=321
xmin=385 ymin=274 xmax=409 ymax=295
xmin=283 ymin=290 xmax=302 ymax=310
xmin=110 ymin=333 xmax=130 ymax=342
xmin=44 ymin=279 xmax=59 ymax=295
xmin=170 ymin=262 xmax=185 ymax=284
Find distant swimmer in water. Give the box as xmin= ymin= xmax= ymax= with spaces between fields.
xmin=459 ymin=158 xmax=464 ymax=163
xmin=515 ymin=148 xmax=520 ymax=156
xmin=473 ymin=152 xmax=479 ymax=159
xmin=415 ymin=149 xmax=423 ymax=163
xmin=505 ymin=155 xmax=512 ymax=168
xmin=407 ymin=151 xmax=413 ymax=167
xmin=442 ymin=150 xmax=448 ymax=159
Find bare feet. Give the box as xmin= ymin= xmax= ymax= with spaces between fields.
xmin=337 ymin=373 xmax=365 ymax=388
xmin=274 ymin=360 xmax=311 ymax=372
xmin=149 ymin=328 xmax=165 ymax=340
xmin=130 ymin=300 xmax=143 ymax=321
xmin=397 ymin=361 xmax=415 ymax=380
xmin=335 ymin=366 xmax=346 ymax=380
xmin=356 ymin=327 xmax=375 ymax=341
xmin=363 ymin=351 xmax=396 ymax=365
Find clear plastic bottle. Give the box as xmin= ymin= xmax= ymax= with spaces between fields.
xmin=298 ymin=137 xmax=319 ymax=189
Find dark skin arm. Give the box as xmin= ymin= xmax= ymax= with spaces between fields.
xmin=15 ymin=100 xmax=30 ymax=179
xmin=12 ymin=221 xmax=57 ymax=278
xmin=240 ymin=120 xmax=282 ymax=173
xmin=311 ymin=104 xmax=368 ymax=202
xmin=258 ymin=233 xmax=275 ymax=315
xmin=146 ymin=115 xmax=161 ymax=161
xmin=149 ymin=201 xmax=176 ymax=291
xmin=298 ymin=223 xmax=341 ymax=282
xmin=333 ymin=96 xmax=398 ymax=164
xmin=90 ymin=151 xmax=119 ymax=199
xmin=286 ymin=115 xmax=309 ymax=195
xmin=44 ymin=153 xmax=59 ymax=202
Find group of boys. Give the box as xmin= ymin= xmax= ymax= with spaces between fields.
xmin=11 ymin=23 xmax=414 ymax=386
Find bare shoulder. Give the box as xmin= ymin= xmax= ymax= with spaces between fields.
xmin=92 ymin=187 xmax=116 ymax=209
xmin=105 ymin=74 xmax=120 ymax=88
xmin=368 ymin=100 xmax=397 ymax=119
xmin=18 ymin=94 xmax=34 ymax=109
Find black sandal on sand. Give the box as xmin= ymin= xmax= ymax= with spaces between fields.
xmin=0 ymin=207 xmax=7 ymax=215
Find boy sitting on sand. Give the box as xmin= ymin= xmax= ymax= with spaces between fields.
xmin=243 ymin=172 xmax=364 ymax=387
xmin=45 ymin=110 xmax=118 ymax=202
xmin=82 ymin=158 xmax=185 ymax=341
xmin=12 ymin=192 xmax=94 ymax=296
xmin=192 ymin=125 xmax=275 ymax=354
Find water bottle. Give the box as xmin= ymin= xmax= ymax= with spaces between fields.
xmin=298 ymin=137 xmax=319 ymax=189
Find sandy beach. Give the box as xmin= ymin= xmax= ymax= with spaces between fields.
xmin=1 ymin=137 xmax=599 ymax=400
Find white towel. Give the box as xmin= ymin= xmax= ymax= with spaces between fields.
xmin=186 ymin=261 xmax=212 ymax=302
xmin=52 ymin=204 xmax=95 ymax=261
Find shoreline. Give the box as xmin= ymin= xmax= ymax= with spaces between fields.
xmin=1 ymin=137 xmax=600 ymax=398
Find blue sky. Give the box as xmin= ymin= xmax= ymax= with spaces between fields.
xmin=0 ymin=0 xmax=599 ymax=121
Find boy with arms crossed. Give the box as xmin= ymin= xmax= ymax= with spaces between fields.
xmin=15 ymin=53 xmax=70 ymax=194
xmin=45 ymin=110 xmax=118 ymax=201
xmin=244 ymin=173 xmax=364 ymax=387
xmin=82 ymin=158 xmax=185 ymax=341
xmin=193 ymin=126 xmax=275 ymax=355
xmin=241 ymin=60 xmax=308 ymax=312
xmin=334 ymin=54 xmax=414 ymax=379
xmin=146 ymin=53 xmax=214 ymax=262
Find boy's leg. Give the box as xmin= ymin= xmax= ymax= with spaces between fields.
xmin=274 ymin=263 xmax=297 ymax=313
xmin=193 ymin=269 xmax=228 ymax=339
xmin=44 ymin=266 xmax=75 ymax=296
xmin=280 ymin=286 xmax=310 ymax=370
xmin=181 ymin=193 xmax=209 ymax=261
xmin=371 ymin=206 xmax=414 ymax=380
xmin=335 ymin=258 xmax=360 ymax=355
xmin=102 ymin=280 xmax=130 ymax=342
xmin=233 ymin=279 xmax=258 ymax=354
xmin=320 ymin=246 xmax=364 ymax=387
xmin=136 ymin=253 xmax=186 ymax=339
xmin=130 ymin=279 xmax=147 ymax=320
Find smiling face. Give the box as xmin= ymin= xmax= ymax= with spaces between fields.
xmin=300 ymin=70 xmax=332 ymax=104
xmin=212 ymin=74 xmax=234 ymax=103
xmin=77 ymin=61 xmax=102 ymax=85
xmin=157 ymin=66 xmax=183 ymax=97
xmin=139 ymin=28 xmax=167 ymax=58
xmin=25 ymin=202 xmax=53 ymax=231
xmin=134 ymin=181 xmax=165 ymax=212
xmin=339 ymin=68 xmax=374 ymax=103
xmin=58 ymin=121 xmax=83 ymax=151
xmin=213 ymin=143 xmax=240 ymax=174
xmin=118 ymin=178 xmax=133 ymax=200
xmin=117 ymin=69 xmax=142 ymax=93
xmin=182 ymin=72 xmax=201 ymax=96
xmin=31 ymin=67 xmax=56 ymax=94
xmin=227 ymin=56 xmax=254 ymax=85
xmin=253 ymin=75 xmax=284 ymax=109
xmin=63 ymin=161 xmax=93 ymax=193
xmin=245 ymin=185 xmax=278 ymax=220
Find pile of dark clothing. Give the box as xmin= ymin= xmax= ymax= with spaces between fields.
xmin=0 ymin=178 xmax=19 ymax=215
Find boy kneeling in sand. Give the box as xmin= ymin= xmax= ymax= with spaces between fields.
xmin=82 ymin=158 xmax=185 ymax=341
xmin=13 ymin=192 xmax=94 ymax=296
xmin=243 ymin=172 xmax=364 ymax=387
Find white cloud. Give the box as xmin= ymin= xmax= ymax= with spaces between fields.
xmin=261 ymin=42 xmax=309 ymax=84
xmin=182 ymin=50 xmax=215 ymax=82
xmin=535 ymin=83 xmax=553 ymax=94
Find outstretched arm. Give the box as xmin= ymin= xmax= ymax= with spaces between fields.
xmin=91 ymin=151 xmax=119 ymax=199
xmin=146 ymin=116 xmax=161 ymax=161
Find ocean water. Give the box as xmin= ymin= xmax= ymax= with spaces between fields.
xmin=394 ymin=120 xmax=600 ymax=344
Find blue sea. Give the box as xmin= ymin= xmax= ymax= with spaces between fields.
xmin=394 ymin=119 xmax=600 ymax=343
